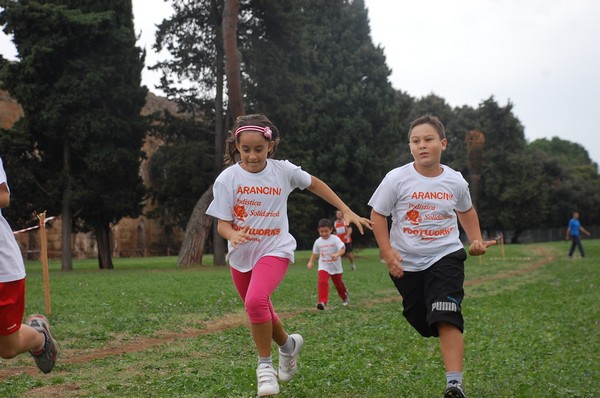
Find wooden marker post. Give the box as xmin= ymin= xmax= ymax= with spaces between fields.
xmin=37 ymin=211 xmax=51 ymax=315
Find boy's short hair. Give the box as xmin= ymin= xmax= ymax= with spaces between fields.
xmin=318 ymin=218 xmax=333 ymax=228
xmin=408 ymin=114 xmax=446 ymax=141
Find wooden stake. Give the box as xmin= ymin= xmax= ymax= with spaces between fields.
xmin=500 ymin=232 xmax=505 ymax=259
xmin=37 ymin=211 xmax=51 ymax=315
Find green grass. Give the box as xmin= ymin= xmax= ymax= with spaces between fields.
xmin=1 ymin=241 xmax=598 ymax=397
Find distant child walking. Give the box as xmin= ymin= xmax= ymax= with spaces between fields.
xmin=0 ymin=156 xmax=58 ymax=374
xmin=307 ymin=218 xmax=349 ymax=310
xmin=566 ymin=211 xmax=591 ymax=258
xmin=206 ymin=114 xmax=372 ymax=397
xmin=368 ymin=115 xmax=496 ymax=398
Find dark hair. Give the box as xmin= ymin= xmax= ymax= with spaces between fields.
xmin=407 ymin=114 xmax=446 ymax=141
xmin=224 ymin=114 xmax=281 ymax=165
xmin=318 ymin=218 xmax=333 ymax=228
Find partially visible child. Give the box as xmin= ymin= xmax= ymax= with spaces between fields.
xmin=334 ymin=210 xmax=357 ymax=270
xmin=307 ymin=218 xmax=349 ymax=310
xmin=0 ymin=156 xmax=59 ymax=374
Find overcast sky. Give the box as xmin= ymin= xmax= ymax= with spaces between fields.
xmin=2 ymin=0 xmax=599 ymax=165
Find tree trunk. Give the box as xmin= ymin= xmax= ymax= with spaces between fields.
xmin=61 ymin=138 xmax=73 ymax=271
xmin=213 ymin=16 xmax=227 ymax=266
xmin=96 ymin=224 xmax=114 ymax=269
xmin=223 ymin=0 xmax=244 ymax=117
xmin=177 ymin=185 xmax=214 ymax=266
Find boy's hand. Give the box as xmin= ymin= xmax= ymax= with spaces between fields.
xmin=382 ymin=249 xmax=404 ymax=278
xmin=307 ymin=261 xmax=314 ymax=269
xmin=468 ymin=239 xmax=497 ymax=256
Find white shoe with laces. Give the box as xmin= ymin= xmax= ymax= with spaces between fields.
xmin=256 ymin=363 xmax=279 ymax=396
xmin=278 ymin=334 xmax=304 ymax=382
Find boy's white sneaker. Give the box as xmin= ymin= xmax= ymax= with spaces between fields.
xmin=278 ymin=333 xmax=303 ymax=382
xmin=256 ymin=363 xmax=279 ymax=396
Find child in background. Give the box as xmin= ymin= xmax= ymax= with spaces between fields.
xmin=369 ymin=115 xmax=496 ymax=398
xmin=206 ymin=114 xmax=372 ymax=397
xmin=307 ymin=218 xmax=349 ymax=310
xmin=334 ymin=210 xmax=357 ymax=270
xmin=0 ymin=156 xmax=59 ymax=374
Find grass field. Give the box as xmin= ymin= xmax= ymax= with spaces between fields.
xmin=0 ymin=240 xmax=598 ymax=397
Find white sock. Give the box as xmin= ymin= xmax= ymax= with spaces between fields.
xmin=279 ymin=335 xmax=295 ymax=354
xmin=258 ymin=356 xmax=273 ymax=366
xmin=446 ymin=371 xmax=463 ymax=384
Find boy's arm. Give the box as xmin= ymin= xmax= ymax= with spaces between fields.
xmin=580 ymin=226 xmax=591 ymax=236
xmin=307 ymin=253 xmax=318 ymax=269
xmin=332 ymin=244 xmax=346 ymax=260
xmin=456 ymin=207 xmax=496 ymax=256
xmin=0 ymin=183 xmax=9 ymax=209
xmin=370 ymin=209 xmax=403 ymax=277
xmin=307 ymin=176 xmax=373 ymax=234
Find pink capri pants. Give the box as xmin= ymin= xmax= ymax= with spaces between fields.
xmin=230 ymin=256 xmax=289 ymax=324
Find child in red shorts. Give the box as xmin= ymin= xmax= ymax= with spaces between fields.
xmin=0 ymin=156 xmax=58 ymax=373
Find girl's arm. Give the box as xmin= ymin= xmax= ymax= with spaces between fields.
xmin=456 ymin=207 xmax=496 ymax=256
xmin=307 ymin=176 xmax=373 ymax=233
xmin=216 ymin=219 xmax=251 ymax=249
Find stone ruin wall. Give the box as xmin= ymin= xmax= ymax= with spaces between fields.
xmin=5 ymin=91 xmax=186 ymax=259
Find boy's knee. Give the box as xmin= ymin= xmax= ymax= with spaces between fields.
xmin=0 ymin=345 xmax=21 ymax=359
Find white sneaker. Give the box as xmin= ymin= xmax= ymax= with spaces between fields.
xmin=278 ymin=334 xmax=304 ymax=382
xmin=256 ymin=363 xmax=279 ymax=396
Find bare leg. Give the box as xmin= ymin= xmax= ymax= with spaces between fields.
xmin=251 ymin=321 xmax=274 ymax=357
xmin=0 ymin=325 xmax=44 ymax=359
xmin=251 ymin=318 xmax=289 ymax=357
xmin=272 ymin=318 xmax=288 ymax=346
xmin=438 ymin=322 xmax=463 ymax=371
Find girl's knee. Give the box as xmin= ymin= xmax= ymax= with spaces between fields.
xmin=244 ymin=295 xmax=272 ymax=323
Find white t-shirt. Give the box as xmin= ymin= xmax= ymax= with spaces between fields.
xmin=368 ymin=162 xmax=472 ymax=272
xmin=312 ymin=234 xmax=345 ymax=275
xmin=0 ymin=157 xmax=26 ymax=282
xmin=206 ymin=159 xmax=312 ymax=272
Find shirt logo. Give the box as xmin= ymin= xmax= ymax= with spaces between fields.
xmin=405 ymin=209 xmax=422 ymax=226
xmin=233 ymin=205 xmax=248 ymax=222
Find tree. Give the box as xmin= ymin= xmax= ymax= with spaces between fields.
xmin=153 ymin=0 xmax=232 ymax=266
xmin=1 ymin=0 xmax=148 ymax=269
xmin=242 ymin=0 xmax=399 ymax=247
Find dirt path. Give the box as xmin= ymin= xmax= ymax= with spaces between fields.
xmin=0 ymin=248 xmax=555 ymax=382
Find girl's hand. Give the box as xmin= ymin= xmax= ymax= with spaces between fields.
xmin=230 ymin=226 xmax=251 ymax=249
xmin=344 ymin=210 xmax=373 ymax=234
xmin=468 ymin=239 xmax=497 ymax=256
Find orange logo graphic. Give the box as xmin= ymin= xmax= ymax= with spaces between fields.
xmin=405 ymin=209 xmax=422 ymax=226
xmin=234 ymin=205 xmax=248 ymax=222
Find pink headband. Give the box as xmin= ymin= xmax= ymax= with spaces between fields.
xmin=234 ymin=125 xmax=273 ymax=140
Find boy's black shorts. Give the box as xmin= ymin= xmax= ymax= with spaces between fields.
xmin=390 ymin=248 xmax=466 ymax=337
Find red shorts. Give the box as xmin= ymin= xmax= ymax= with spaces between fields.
xmin=0 ymin=278 xmax=25 ymax=335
